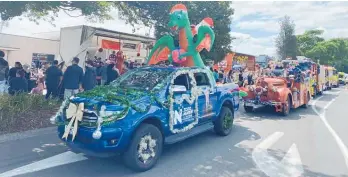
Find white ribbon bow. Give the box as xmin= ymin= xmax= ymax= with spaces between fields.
xmin=62 ymin=103 xmax=84 ymax=141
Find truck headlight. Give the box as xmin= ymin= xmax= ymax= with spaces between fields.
xmin=99 ymin=105 xmax=122 ymax=118
xmin=272 ymin=87 xmax=278 ymax=92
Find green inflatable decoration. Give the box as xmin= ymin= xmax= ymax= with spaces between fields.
xmin=146 ymin=4 xmax=215 ymax=68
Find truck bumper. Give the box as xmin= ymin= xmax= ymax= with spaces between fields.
xmin=244 ymin=99 xmax=283 ymax=111
xmin=244 ymin=99 xmax=282 ymax=106
xmin=58 ymin=125 xmax=129 ymax=157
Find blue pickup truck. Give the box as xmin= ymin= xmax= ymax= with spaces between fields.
xmin=52 ymin=66 xmax=240 ymax=171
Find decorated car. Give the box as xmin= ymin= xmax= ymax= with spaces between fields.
xmin=51 ymin=66 xmax=241 ymax=171
xmin=242 ymin=67 xmax=311 ymax=116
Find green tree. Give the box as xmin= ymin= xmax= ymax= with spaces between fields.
xmin=306 ymin=38 xmax=348 ymax=72
xmin=296 ymin=29 xmax=325 ymax=56
xmin=123 ymin=1 xmax=234 ymax=63
xmin=276 ymin=16 xmax=297 ymax=60
xmin=0 ymin=2 xmax=118 ymax=25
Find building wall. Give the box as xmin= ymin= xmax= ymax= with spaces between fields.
xmin=0 ymin=33 xmax=60 ymax=67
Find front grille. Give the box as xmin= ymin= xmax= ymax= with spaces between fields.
xmin=62 ymin=107 xmax=98 ymax=128
xmin=81 ymin=110 xmax=98 ymax=128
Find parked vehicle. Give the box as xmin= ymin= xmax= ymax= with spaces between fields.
xmin=242 ymin=68 xmax=311 ymax=116
xmin=52 ymin=66 xmax=241 ymax=171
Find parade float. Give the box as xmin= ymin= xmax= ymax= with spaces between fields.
xmin=242 ymin=59 xmax=311 ymax=116
xmin=51 ymin=4 xmax=243 ymax=172
xmin=323 ymin=66 xmax=338 ymax=90
xmin=297 ymin=59 xmax=322 ymax=97
xmin=338 ymin=72 xmax=347 ymax=85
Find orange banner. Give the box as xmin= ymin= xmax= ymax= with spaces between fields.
xmin=213 ymin=52 xmax=235 ymax=73
xmin=101 ymin=39 xmax=120 ymax=50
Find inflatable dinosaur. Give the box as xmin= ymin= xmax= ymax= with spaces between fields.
xmin=146 ymin=4 xmax=215 ymax=67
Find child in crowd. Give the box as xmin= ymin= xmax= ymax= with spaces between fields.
xmin=30 ymin=77 xmax=45 ymax=95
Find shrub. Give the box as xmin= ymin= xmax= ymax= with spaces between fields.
xmin=0 ymin=93 xmax=60 ymax=134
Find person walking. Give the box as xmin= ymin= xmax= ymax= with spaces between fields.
xmin=82 ymin=60 xmax=97 ymax=91
xmin=45 ymin=60 xmax=63 ymax=99
xmin=62 ymin=57 xmax=84 ymax=99
xmin=0 ymin=50 xmax=9 ymax=94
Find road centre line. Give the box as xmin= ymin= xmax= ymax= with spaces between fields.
xmin=312 ymin=94 xmax=348 ymax=170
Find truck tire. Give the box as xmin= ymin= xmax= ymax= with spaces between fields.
xmin=244 ymin=104 xmax=253 ymax=113
xmin=281 ymin=96 xmax=291 ymax=116
xmin=123 ymin=123 xmax=163 ymax=172
xmin=214 ymin=106 xmax=234 ymax=136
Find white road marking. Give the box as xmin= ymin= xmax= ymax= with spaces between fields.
xmin=0 ymin=151 xmax=87 ymax=177
xmin=41 ymin=144 xmax=57 ymax=148
xmin=252 ymin=132 xmax=303 ymax=177
xmin=32 ymin=148 xmax=44 ymax=153
xmin=312 ymin=95 xmax=348 ymax=170
xmin=324 ymin=98 xmax=336 ymax=110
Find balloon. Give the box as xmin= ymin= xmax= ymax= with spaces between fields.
xmin=172 ymin=49 xmax=187 ymax=63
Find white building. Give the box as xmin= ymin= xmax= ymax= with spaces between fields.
xmin=0 ymin=25 xmax=155 ymax=67
xmin=59 ymin=25 xmax=155 ymax=68
xmin=0 ymin=33 xmax=60 ymax=67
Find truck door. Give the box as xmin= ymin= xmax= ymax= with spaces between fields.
xmin=193 ymin=72 xmax=217 ymax=123
xmin=171 ymin=73 xmax=197 ymax=132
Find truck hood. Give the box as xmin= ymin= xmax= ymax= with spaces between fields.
xmin=69 ymin=92 xmax=153 ymax=112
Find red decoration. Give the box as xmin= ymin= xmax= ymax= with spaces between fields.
xmin=172 ymin=49 xmax=187 ymax=63
xmin=101 ymin=40 xmax=120 ymax=50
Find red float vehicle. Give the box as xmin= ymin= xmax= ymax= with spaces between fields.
xmin=241 ymin=70 xmax=311 ymax=116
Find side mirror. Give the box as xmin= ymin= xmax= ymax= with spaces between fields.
xmin=172 ymin=85 xmax=187 ymax=93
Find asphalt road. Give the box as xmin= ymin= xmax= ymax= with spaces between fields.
xmin=0 ymin=87 xmax=347 ymax=177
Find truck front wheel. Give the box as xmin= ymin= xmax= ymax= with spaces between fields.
xmin=281 ymin=97 xmax=291 ymax=116
xmin=123 ymin=123 xmax=163 ymax=172
xmin=214 ymin=106 xmax=234 ymax=136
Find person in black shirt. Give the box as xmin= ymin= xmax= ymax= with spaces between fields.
xmin=247 ymin=72 xmax=254 ymax=85
xmin=238 ymin=70 xmax=244 ymax=87
xmin=8 ymin=69 xmax=28 ymax=95
xmin=82 ymin=60 xmax=97 ymax=91
xmin=105 ymin=64 xmax=119 ymax=85
xmin=8 ymin=62 xmax=22 ymax=82
xmin=0 ymin=50 xmax=9 ymax=94
xmin=62 ymin=57 xmax=84 ymax=99
xmin=45 ymin=60 xmax=63 ymax=99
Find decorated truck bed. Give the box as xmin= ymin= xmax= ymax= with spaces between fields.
xmin=51 ymin=66 xmax=240 ymax=171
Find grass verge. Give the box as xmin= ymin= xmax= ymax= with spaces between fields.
xmin=0 ymin=94 xmax=60 ymax=135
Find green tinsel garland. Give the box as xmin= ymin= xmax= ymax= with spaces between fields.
xmin=69 ymin=85 xmax=169 ymax=126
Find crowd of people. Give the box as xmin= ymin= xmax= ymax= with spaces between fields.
xmin=211 ymin=67 xmax=255 ymax=87
xmin=0 ymin=50 xmax=146 ymax=99
xmin=0 ymin=48 xmax=279 ymax=100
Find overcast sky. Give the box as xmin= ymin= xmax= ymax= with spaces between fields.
xmin=2 ymin=1 xmax=348 ymax=58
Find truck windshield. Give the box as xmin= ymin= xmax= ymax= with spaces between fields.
xmin=111 ymin=68 xmax=173 ymax=91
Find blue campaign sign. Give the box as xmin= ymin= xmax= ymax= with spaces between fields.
xmin=172 ymin=94 xmax=196 ymax=130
